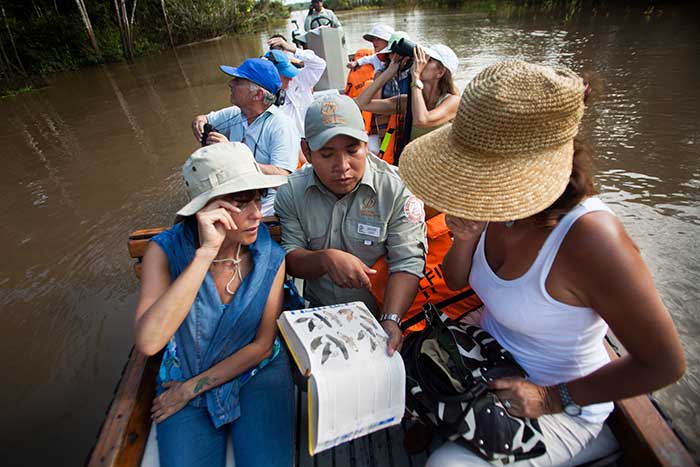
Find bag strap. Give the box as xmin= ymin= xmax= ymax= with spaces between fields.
xmin=400 ymin=289 xmax=479 ymax=332
xmin=416 ymin=304 xmax=476 ymax=387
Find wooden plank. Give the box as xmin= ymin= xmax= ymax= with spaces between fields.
xmin=128 ymin=218 xmax=280 ymax=261
xmin=298 ymin=390 xmax=313 ymax=467
xmin=114 ymin=353 xmax=160 ymax=467
xmin=369 ymin=429 xmax=392 ymax=466
xmin=386 ymin=424 xmax=412 ymax=467
xmin=332 ymin=438 xmax=354 ymax=467
xmin=604 ymin=340 xmax=694 ymax=467
xmin=402 ymin=421 xmax=428 ymax=467
xmin=87 ymin=349 xmax=161 ymax=467
xmin=609 ymin=397 xmax=694 ymax=467
xmin=351 ymin=433 xmax=373 ymax=467
xmin=128 ymin=238 xmax=152 ymax=260
xmin=315 ymin=448 xmax=333 ymax=467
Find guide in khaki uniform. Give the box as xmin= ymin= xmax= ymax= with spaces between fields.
xmin=275 ymin=94 xmax=427 ymax=355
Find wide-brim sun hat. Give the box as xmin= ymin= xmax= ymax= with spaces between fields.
xmin=177 ymin=142 xmax=288 ymax=217
xmin=363 ymin=23 xmax=394 ymax=42
xmin=399 ymin=60 xmax=585 ymax=221
xmin=425 ymin=44 xmax=459 ymax=76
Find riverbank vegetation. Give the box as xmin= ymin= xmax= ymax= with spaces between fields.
xmin=0 ymin=0 xmax=289 ymax=96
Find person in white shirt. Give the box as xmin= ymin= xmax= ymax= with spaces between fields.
xmin=265 ymin=35 xmax=327 ymax=139
xmin=347 ymin=23 xmax=394 ymax=74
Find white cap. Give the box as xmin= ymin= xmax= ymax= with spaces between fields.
xmin=363 ymin=23 xmax=394 ymax=42
xmin=425 ymin=44 xmax=459 ymax=76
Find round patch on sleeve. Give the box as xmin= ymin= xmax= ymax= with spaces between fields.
xmin=403 ymin=196 xmax=425 ymax=224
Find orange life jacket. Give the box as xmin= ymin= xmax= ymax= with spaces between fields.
xmin=345 ymin=48 xmax=375 ymax=133
xmin=369 ymin=213 xmax=483 ymax=333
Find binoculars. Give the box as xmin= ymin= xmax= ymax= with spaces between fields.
xmin=201 ymin=123 xmax=219 ymax=146
xmin=391 ymin=38 xmax=417 ymax=58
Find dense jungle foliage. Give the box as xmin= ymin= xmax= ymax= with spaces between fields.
xmin=0 ymin=0 xmax=670 ymax=96
xmin=0 ymin=0 xmax=290 ymax=95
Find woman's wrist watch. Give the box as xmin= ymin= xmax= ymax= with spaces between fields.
xmin=378 ymin=313 xmax=401 ymax=325
xmin=411 ymin=78 xmax=424 ymax=90
xmin=557 ymin=383 xmax=582 ymax=416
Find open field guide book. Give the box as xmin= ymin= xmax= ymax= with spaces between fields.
xmin=277 ymin=301 xmax=406 ymax=455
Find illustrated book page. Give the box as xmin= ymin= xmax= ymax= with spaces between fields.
xmin=277 ymin=301 xmax=406 ymax=455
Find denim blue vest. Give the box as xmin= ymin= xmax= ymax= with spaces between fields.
xmin=151 ymin=220 xmax=285 ymax=427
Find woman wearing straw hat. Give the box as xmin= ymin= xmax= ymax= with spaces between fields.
xmin=133 ymin=142 xmax=294 ymax=467
xmin=355 ymin=42 xmax=460 ymax=157
xmin=399 ymin=61 xmax=686 ymax=465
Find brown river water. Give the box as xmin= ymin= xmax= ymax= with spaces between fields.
xmin=1 ymin=5 xmax=698 ymax=466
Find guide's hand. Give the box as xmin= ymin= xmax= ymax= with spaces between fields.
xmin=151 ymin=381 xmax=192 ymax=423
xmin=445 ymin=215 xmax=486 ymax=242
xmin=321 ymin=249 xmax=376 ymax=289
xmin=381 ymin=320 xmax=403 ymax=356
xmin=490 ymin=377 xmax=554 ymax=418
xmin=196 ymin=199 xmax=241 ymax=256
xmin=204 ymin=131 xmax=229 ymax=145
xmin=191 ymin=115 xmax=208 ymax=141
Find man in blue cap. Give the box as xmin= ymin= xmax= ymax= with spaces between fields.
xmin=265 ymin=35 xmax=326 ymax=138
xmin=192 ymin=58 xmax=299 ymax=215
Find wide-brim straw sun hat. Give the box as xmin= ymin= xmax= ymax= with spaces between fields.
xmin=399 ymin=60 xmax=585 ymax=221
xmin=177 ymin=142 xmax=288 ymax=217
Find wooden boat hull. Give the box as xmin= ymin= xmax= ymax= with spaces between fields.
xmin=86 ymin=227 xmax=695 ymax=467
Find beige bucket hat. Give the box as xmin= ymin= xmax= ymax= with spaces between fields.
xmin=177 ymin=142 xmax=288 ymax=217
xmin=399 ymin=60 xmax=585 ymax=221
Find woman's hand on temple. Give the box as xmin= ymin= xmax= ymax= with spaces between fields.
xmin=196 ymin=199 xmax=241 ymax=255
xmin=445 ymin=216 xmax=486 ymax=242
xmin=411 ymin=45 xmax=429 ymax=79
xmin=151 ymin=381 xmax=193 ymax=423
xmin=490 ymin=377 xmax=559 ymax=418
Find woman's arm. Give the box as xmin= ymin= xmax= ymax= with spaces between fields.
xmin=442 ymin=216 xmax=486 ymax=290
xmin=492 ymin=212 xmax=686 ymax=417
xmin=557 ymin=213 xmax=685 ymax=403
xmin=151 ymin=261 xmax=286 ymax=423
xmin=354 ymin=58 xmax=407 ymax=115
xmin=134 ymin=201 xmax=240 ymax=356
xmin=410 ymin=46 xmax=460 ymax=128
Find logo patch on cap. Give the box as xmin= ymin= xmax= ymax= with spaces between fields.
xmin=403 ymin=196 xmax=425 ymax=224
xmin=321 ymin=101 xmax=347 ymax=126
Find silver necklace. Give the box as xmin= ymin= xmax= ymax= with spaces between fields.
xmin=211 ymin=243 xmax=243 ymax=295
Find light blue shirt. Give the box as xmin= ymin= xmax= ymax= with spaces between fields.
xmin=207 ymin=105 xmax=299 ymax=214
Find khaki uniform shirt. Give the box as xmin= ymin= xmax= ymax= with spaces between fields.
xmin=275 ymin=154 xmax=427 ymax=312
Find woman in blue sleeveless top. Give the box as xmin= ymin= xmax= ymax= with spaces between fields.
xmin=133 ymin=142 xmax=294 ymax=467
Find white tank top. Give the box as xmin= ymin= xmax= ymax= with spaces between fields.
xmin=470 ymin=197 xmax=615 ymax=423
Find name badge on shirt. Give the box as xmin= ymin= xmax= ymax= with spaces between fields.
xmin=357 ymin=223 xmax=381 ymax=238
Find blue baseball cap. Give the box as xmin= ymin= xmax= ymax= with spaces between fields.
xmin=219 ymin=58 xmax=281 ymax=94
xmin=264 ymin=49 xmax=299 ymax=79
